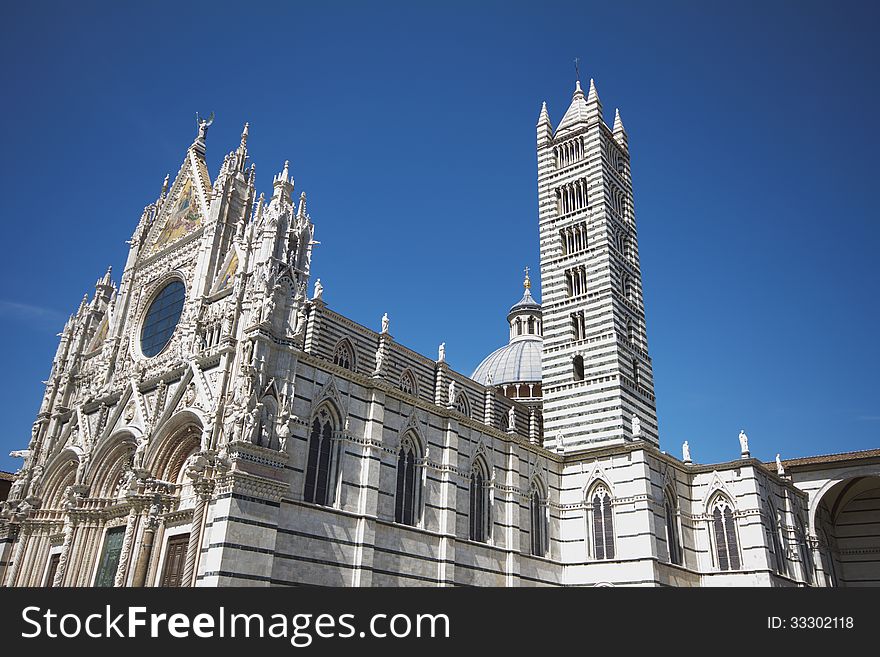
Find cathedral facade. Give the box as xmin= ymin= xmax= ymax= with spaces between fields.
xmin=1 ymin=80 xmax=878 ymax=587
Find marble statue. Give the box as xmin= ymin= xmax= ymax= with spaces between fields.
xmin=739 ymin=429 xmax=749 ymax=455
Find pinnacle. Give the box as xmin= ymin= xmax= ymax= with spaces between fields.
xmin=613 ymin=108 xmax=625 ymax=133
xmin=586 ymin=78 xmax=599 ymax=104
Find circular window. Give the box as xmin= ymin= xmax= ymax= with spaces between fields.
xmin=140 ymin=280 xmax=186 ymax=357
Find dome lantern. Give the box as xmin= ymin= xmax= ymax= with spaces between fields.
xmin=472 ymin=269 xmax=543 ymax=402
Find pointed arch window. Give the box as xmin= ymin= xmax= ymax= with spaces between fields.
xmin=398 ymin=369 xmax=418 ymax=397
xmin=469 ymin=459 xmax=490 ymax=543
xmin=395 ymin=434 xmax=421 ymax=526
xmin=530 ymin=483 xmax=549 ymax=557
xmin=333 ymin=339 xmax=355 ymax=371
xmin=304 ymin=406 xmax=335 ymax=506
xmin=591 ymin=485 xmax=615 ymax=560
xmin=454 ymin=392 xmax=471 ymax=418
xmin=711 ymin=497 xmax=741 ymax=571
xmin=664 ymin=489 xmax=682 ymax=565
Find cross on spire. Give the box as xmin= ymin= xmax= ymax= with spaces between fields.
xmin=574 ymin=57 xmax=581 ymax=83
xmin=523 ymin=266 xmax=531 ymax=289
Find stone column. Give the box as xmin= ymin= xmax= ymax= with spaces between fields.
xmin=4 ymin=525 xmax=29 ymax=587
xmin=132 ymin=507 xmax=160 ymax=587
xmin=53 ymin=521 xmax=77 ymax=587
xmin=113 ymin=510 xmax=139 ymax=587
xmin=182 ymin=480 xmax=213 ymax=587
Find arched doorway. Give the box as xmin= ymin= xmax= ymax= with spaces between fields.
xmin=814 ymin=476 xmax=880 ymax=587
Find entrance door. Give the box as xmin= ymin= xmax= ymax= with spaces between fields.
xmin=44 ymin=552 xmax=61 ymax=587
xmin=93 ymin=526 xmax=126 ymax=587
xmin=159 ymin=533 xmax=190 ymax=587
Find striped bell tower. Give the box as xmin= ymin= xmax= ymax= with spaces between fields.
xmin=537 ymin=77 xmax=658 ymax=452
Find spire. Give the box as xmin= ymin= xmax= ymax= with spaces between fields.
xmin=272 ymin=160 xmax=294 ymax=201
xmin=538 ymin=101 xmax=552 ymax=125
xmin=96 ymin=266 xmax=113 ymax=296
xmin=556 ymin=78 xmax=592 ymax=133
xmin=612 ymin=108 xmax=625 ymax=133
xmin=297 ymin=191 xmax=307 ymax=218
xmin=612 ymin=108 xmax=628 ymax=152
xmin=586 ymin=78 xmax=598 ymax=104
xmin=234 ymin=122 xmax=250 ymax=172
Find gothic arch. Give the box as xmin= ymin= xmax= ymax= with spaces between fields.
xmin=332 ymin=337 xmax=357 ymax=372
xmin=146 ymin=411 xmax=204 ymax=482
xmin=303 ymin=400 xmax=343 ymax=506
xmin=40 ymin=449 xmax=80 ymax=508
xmin=89 ymin=431 xmax=138 ymax=498
xmin=454 ymin=391 xmax=471 ymax=418
xmin=398 ymin=368 xmax=418 ymax=398
xmin=394 ymin=430 xmax=424 ymax=526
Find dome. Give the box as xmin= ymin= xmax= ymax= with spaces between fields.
xmin=471 ymin=335 xmax=542 ymax=386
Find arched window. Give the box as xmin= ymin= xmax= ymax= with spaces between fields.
xmin=333 ymin=339 xmax=355 ymax=371
xmin=395 ymin=434 xmax=420 ymax=526
xmin=530 ymin=482 xmax=549 ymax=557
xmin=454 ymin=392 xmax=471 ymax=418
xmin=711 ymin=497 xmax=740 ymax=571
xmin=591 ymin=484 xmax=615 ymax=560
xmin=469 ymin=459 xmax=490 ymax=542
xmin=398 ymin=369 xmax=418 ymax=397
xmin=573 ymin=355 xmax=585 ymax=381
xmin=664 ymin=489 xmax=682 ymax=565
xmin=304 ymin=405 xmax=335 ymax=506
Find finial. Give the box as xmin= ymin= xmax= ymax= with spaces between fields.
xmin=160 ymin=173 xmax=170 ymax=198
xmin=241 ymin=122 xmax=249 ymax=144
xmin=523 ymin=266 xmax=531 ymax=290
xmin=574 ymin=57 xmax=581 ymax=84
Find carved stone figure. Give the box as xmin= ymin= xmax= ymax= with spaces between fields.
xmin=448 ymin=380 xmax=456 ymax=405
xmin=276 ymin=409 xmax=292 ymax=453
xmin=632 ymin=413 xmax=641 ymax=437
xmin=74 ymin=454 xmax=89 ymax=486
xmin=438 ymin=342 xmax=446 ymax=363
xmin=242 ymin=339 xmax=253 ymax=366
xmin=381 ymin=312 xmax=389 ymax=334
xmin=133 ymin=438 xmax=147 ymax=470
xmin=776 ymin=453 xmax=785 ymax=476
xmin=243 ymin=406 xmax=259 ymax=444
xmin=682 ymin=440 xmax=691 ymax=463
xmin=10 ymin=476 xmax=26 ymax=500
xmin=261 ymin=410 xmax=274 ymax=448
xmin=738 ymin=429 xmax=749 ymax=455
xmin=27 ymin=466 xmax=43 ymax=499
xmin=313 ymin=278 xmax=323 ymax=300
xmin=261 ymin=288 xmax=276 ymax=323
xmin=508 ymin=406 xmax=516 ymax=431
xmin=375 ymin=345 xmax=384 ymax=373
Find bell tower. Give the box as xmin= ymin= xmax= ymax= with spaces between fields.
xmin=537 ymin=77 xmax=658 ymax=452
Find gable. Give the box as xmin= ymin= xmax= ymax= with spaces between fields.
xmin=143 ymin=149 xmax=211 ymax=259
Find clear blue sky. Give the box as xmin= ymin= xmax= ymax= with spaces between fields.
xmin=0 ymin=1 xmax=877 ymax=473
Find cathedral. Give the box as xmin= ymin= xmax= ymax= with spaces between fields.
xmin=1 ymin=78 xmax=878 ymax=587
